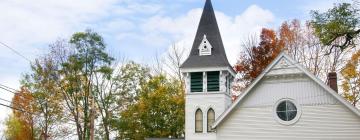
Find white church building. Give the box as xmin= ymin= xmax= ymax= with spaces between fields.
xmin=180 ymin=0 xmax=360 ymax=139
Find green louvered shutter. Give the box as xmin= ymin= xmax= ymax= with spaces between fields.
xmin=191 ymin=72 xmax=203 ymax=92
xmin=207 ymin=71 xmax=219 ymax=92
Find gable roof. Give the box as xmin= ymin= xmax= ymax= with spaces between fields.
xmin=180 ymin=0 xmax=231 ymax=69
xmin=212 ymin=52 xmax=360 ymax=128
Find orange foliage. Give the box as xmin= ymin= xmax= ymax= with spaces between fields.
xmin=11 ymin=87 xmax=35 ymax=139
xmin=235 ymin=28 xmax=284 ymax=85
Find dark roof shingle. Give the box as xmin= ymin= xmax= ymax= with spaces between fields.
xmin=181 ymin=0 xmax=231 ymax=69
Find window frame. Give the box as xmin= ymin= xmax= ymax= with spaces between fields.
xmin=273 ymin=98 xmax=302 ymax=125
xmin=207 ymin=108 xmax=215 ymax=132
xmin=195 ymin=109 xmax=203 ymax=133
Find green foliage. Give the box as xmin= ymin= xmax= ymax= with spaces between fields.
xmin=114 ymin=61 xmax=150 ymax=107
xmin=4 ymin=115 xmax=22 ymax=140
xmin=60 ymin=29 xmax=115 ymax=140
xmin=311 ymin=3 xmax=360 ymax=50
xmin=117 ymin=75 xmax=184 ymax=139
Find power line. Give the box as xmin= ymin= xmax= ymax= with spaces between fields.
xmin=0 ymin=92 xmax=34 ymax=114
xmin=0 ymin=85 xmax=17 ymax=94
xmin=0 ymin=41 xmax=31 ymax=62
xmin=0 ymin=102 xmax=32 ymax=114
xmin=0 ymin=84 xmax=18 ymax=92
xmin=0 ymin=97 xmax=12 ymax=104
xmin=0 ymin=84 xmax=35 ymax=102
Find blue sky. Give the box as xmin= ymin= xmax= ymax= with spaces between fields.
xmin=0 ymin=0 xmax=349 ymax=133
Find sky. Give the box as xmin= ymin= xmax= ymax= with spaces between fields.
xmin=0 ymin=0 xmax=350 ymax=136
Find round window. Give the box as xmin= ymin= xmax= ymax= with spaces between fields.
xmin=274 ymin=99 xmax=301 ymax=125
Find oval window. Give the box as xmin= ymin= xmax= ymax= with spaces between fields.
xmin=274 ymin=99 xmax=301 ymax=125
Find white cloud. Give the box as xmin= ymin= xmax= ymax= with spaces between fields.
xmin=143 ymin=4 xmax=274 ymax=65
xmin=218 ymin=5 xmax=274 ymax=65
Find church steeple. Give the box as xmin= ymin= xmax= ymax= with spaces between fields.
xmin=181 ymin=1 xmax=234 ymax=138
xmin=181 ymin=0 xmax=230 ymax=69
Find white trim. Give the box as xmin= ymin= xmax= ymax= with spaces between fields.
xmin=181 ymin=66 xmax=236 ymax=77
xmin=203 ymin=72 xmax=207 ymax=92
xmin=187 ymin=91 xmax=231 ymax=98
xmin=273 ymin=98 xmax=302 ymax=125
xmin=212 ymin=52 xmax=360 ymax=128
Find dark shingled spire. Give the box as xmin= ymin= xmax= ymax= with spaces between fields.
xmin=181 ymin=0 xmax=230 ymax=68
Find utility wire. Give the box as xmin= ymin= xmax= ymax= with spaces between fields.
xmin=0 ymin=102 xmax=32 ymax=114
xmin=0 ymin=84 xmax=35 ymax=102
xmin=0 ymin=97 xmax=12 ymax=104
xmin=0 ymin=41 xmax=31 ymax=62
xmin=0 ymin=84 xmax=18 ymax=92
xmin=0 ymin=86 xmax=17 ymax=94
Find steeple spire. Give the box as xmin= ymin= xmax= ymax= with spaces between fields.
xmin=181 ymin=0 xmax=230 ymax=68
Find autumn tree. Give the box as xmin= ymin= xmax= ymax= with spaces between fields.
xmin=341 ymin=50 xmax=360 ymax=106
xmin=117 ymin=75 xmax=184 ymax=139
xmin=235 ymin=28 xmax=284 ymax=88
xmin=22 ymin=54 xmax=69 ymax=139
xmin=311 ymin=2 xmax=360 ymax=51
xmin=4 ymin=87 xmax=36 ymax=140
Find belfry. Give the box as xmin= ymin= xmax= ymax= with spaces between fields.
xmin=180 ymin=0 xmax=235 ymax=139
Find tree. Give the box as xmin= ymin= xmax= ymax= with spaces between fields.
xmin=4 ymin=87 xmax=36 ymax=140
xmin=235 ymin=28 xmax=284 ymax=88
xmin=23 ymin=55 xmax=69 ymax=139
xmin=117 ymin=75 xmax=184 ymax=139
xmin=164 ymin=43 xmax=187 ymax=81
xmin=341 ymin=50 xmax=360 ymax=106
xmin=280 ymin=20 xmax=347 ymax=79
xmin=4 ymin=114 xmax=23 ymax=140
xmin=311 ymin=3 xmax=360 ymax=51
xmin=56 ymin=29 xmax=114 ymax=140
xmin=114 ymin=61 xmax=150 ymax=110
xmin=92 ymin=60 xmax=150 ymax=139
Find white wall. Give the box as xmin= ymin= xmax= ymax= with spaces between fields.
xmin=184 ymin=70 xmax=232 ymax=140
xmin=185 ymin=93 xmax=231 ymax=140
xmin=216 ymin=76 xmax=360 ymax=140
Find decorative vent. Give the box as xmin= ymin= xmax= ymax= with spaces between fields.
xmin=198 ymin=34 xmax=212 ymax=56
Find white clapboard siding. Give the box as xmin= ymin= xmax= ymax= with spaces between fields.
xmin=241 ymin=76 xmax=339 ymax=108
xmin=216 ymin=76 xmax=360 ymax=140
xmin=217 ymin=105 xmax=360 ymax=140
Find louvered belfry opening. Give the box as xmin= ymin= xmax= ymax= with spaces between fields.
xmin=191 ymin=72 xmax=203 ymax=92
xmin=207 ymin=71 xmax=219 ymax=92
